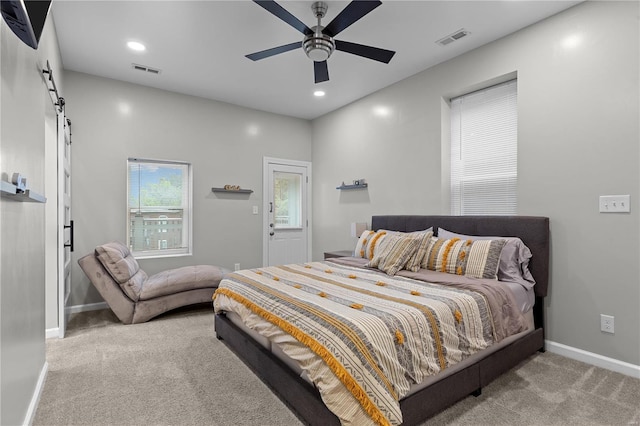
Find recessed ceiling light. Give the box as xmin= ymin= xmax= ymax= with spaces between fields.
xmin=127 ymin=41 xmax=146 ymax=52
xmin=314 ymin=90 xmax=325 ymax=97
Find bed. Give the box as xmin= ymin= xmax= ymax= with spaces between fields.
xmin=214 ymin=215 xmax=549 ymax=425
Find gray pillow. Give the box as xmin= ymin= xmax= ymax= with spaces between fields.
xmin=437 ymin=228 xmax=536 ymax=289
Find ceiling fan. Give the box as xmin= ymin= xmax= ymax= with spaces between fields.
xmin=246 ymin=0 xmax=396 ymax=84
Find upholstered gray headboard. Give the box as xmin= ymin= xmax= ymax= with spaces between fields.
xmin=371 ymin=215 xmax=550 ymax=299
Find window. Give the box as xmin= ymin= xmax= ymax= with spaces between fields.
xmin=450 ymin=79 xmax=517 ymax=215
xmin=273 ymin=171 xmax=302 ymax=229
xmin=127 ymin=158 xmax=192 ymax=257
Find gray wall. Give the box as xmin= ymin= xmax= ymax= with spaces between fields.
xmin=311 ymin=1 xmax=639 ymax=366
xmin=64 ymin=72 xmax=312 ymax=306
xmin=0 ymin=13 xmax=63 ymax=426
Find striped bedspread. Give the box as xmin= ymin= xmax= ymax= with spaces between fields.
xmin=213 ymin=261 xmax=526 ymax=426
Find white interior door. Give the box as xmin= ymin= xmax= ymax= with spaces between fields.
xmin=263 ymin=158 xmax=311 ymax=266
xmin=58 ymin=110 xmax=72 ymax=337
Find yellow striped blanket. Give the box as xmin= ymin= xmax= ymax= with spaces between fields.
xmin=213 ymin=261 xmax=526 ymax=426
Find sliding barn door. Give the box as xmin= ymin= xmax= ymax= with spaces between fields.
xmin=58 ymin=106 xmax=72 ymax=337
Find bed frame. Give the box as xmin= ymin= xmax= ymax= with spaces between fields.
xmin=215 ymin=215 xmax=550 ymax=425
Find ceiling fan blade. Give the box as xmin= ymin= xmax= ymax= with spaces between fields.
xmin=314 ymin=61 xmax=329 ymax=84
xmin=322 ymin=1 xmax=382 ymax=38
xmin=335 ymin=40 xmax=395 ymax=63
xmin=246 ymin=42 xmax=301 ymax=61
xmin=253 ymin=0 xmax=313 ymax=36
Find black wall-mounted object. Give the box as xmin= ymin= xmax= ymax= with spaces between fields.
xmin=1 ymin=0 xmax=52 ymax=49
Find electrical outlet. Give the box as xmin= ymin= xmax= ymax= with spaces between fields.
xmin=234 ymin=263 xmax=240 ymax=271
xmin=600 ymin=314 xmax=614 ymax=334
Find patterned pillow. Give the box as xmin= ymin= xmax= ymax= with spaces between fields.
xmin=404 ymin=230 xmax=434 ymax=272
xmin=437 ymin=228 xmax=535 ymax=288
xmin=422 ymin=237 xmax=506 ymax=279
xmin=367 ymin=233 xmax=421 ymax=276
xmin=354 ymin=230 xmax=388 ymax=260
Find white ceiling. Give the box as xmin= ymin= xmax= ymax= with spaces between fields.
xmin=51 ymin=1 xmax=580 ymax=120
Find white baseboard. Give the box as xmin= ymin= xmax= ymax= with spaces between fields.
xmin=67 ymin=301 xmax=108 ymax=314
xmin=546 ymin=340 xmax=640 ymax=379
xmin=46 ymin=302 xmax=109 ymax=339
xmin=23 ymin=361 xmax=48 ymax=426
xmin=45 ymin=328 xmax=60 ymax=339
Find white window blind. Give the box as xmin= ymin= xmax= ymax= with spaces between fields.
xmin=450 ymin=79 xmax=518 ymax=215
xmin=127 ymin=158 xmax=192 ymax=257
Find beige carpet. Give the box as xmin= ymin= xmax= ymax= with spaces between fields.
xmin=34 ymin=306 xmax=640 ymax=426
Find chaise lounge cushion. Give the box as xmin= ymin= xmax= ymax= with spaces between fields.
xmin=140 ymin=265 xmax=227 ymax=300
xmin=95 ymin=242 xmax=147 ymax=301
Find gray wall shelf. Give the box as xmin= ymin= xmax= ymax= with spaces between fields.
xmin=336 ymin=183 xmax=368 ymax=190
xmin=212 ymin=187 xmax=253 ymax=194
xmin=1 ymin=181 xmax=46 ymax=203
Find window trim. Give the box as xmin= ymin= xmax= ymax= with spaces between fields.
xmin=126 ymin=157 xmax=193 ymax=259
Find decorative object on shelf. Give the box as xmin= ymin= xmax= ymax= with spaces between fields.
xmin=212 ymin=186 xmax=254 ymax=194
xmin=336 ymin=179 xmax=368 ymax=190
xmin=11 ymin=172 xmax=27 ymax=192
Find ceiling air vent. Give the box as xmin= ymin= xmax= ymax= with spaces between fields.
xmin=436 ymin=29 xmax=469 ymax=46
xmin=132 ymin=63 xmax=161 ymax=75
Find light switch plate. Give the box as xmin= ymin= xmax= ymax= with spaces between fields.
xmin=599 ymin=195 xmax=630 ymax=213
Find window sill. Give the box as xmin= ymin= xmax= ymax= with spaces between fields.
xmin=133 ymin=251 xmax=192 ymax=260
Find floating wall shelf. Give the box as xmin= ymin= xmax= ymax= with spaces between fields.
xmin=337 ymin=183 xmax=368 ymax=190
xmin=212 ymin=187 xmax=253 ymax=194
xmin=1 ymin=181 xmax=46 ymax=203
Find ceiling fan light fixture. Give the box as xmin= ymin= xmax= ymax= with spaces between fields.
xmin=303 ymin=32 xmax=335 ymax=62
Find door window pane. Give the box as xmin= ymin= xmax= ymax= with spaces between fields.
xmin=274 ymin=171 xmax=301 ymax=228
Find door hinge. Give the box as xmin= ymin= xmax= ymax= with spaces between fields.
xmin=306 ymin=176 xmax=308 ymax=183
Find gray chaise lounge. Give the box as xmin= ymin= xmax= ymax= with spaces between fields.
xmin=78 ymin=241 xmax=229 ymax=324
